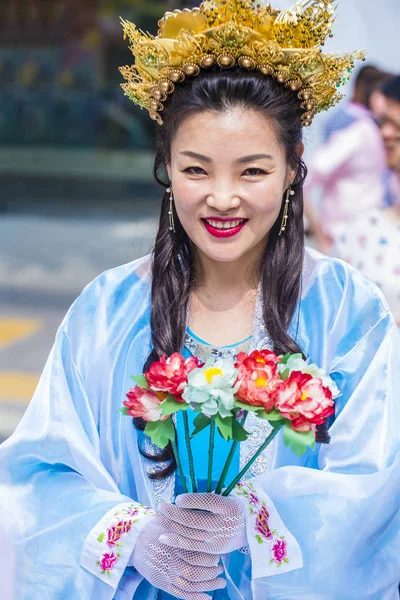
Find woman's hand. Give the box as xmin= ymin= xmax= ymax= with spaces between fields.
xmin=156 ymin=493 xmax=248 ymax=554
xmin=129 ymin=516 xmax=226 ymax=600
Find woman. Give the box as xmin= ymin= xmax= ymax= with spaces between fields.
xmin=334 ymin=204 xmax=400 ymax=325
xmin=334 ymin=76 xmax=400 ymax=325
xmin=1 ymin=1 xmax=399 ymax=599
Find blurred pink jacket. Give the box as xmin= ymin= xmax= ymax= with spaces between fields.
xmin=305 ymin=103 xmax=386 ymax=237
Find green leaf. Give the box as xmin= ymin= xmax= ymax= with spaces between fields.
xmin=234 ymin=400 xmax=264 ymax=412
xmin=232 ymin=419 xmax=249 ymax=442
xmin=280 ymin=353 xmax=291 ymax=365
xmin=131 ymin=375 xmax=150 ymax=389
xmin=190 ymin=413 xmax=211 ymax=438
xmin=284 ymin=557 xmax=289 ymax=564
xmin=215 ymin=414 xmax=233 ymax=441
xmin=97 ymin=533 xmax=105 ymax=543
xmin=280 ymin=368 xmax=290 ymax=380
xmin=271 ymin=419 xmax=285 ymax=429
xmin=144 ymin=418 xmax=176 ymax=449
xmin=118 ymin=406 xmax=129 ymax=416
xmin=255 ymin=534 xmax=263 ymax=545
xmin=160 ymin=394 xmax=189 ymax=417
xmin=264 ymin=409 xmax=284 ymax=421
xmin=283 ymin=423 xmax=315 ymax=456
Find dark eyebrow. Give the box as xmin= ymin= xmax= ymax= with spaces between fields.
xmin=179 ymin=151 xmax=274 ymax=164
xmin=236 ymin=154 xmax=274 ymax=163
xmin=179 ymin=151 xmax=212 ymax=163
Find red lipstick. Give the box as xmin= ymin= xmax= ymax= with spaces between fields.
xmin=202 ymin=217 xmax=247 ymax=238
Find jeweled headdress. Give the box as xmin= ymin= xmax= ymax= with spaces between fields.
xmin=119 ymin=0 xmax=365 ymax=127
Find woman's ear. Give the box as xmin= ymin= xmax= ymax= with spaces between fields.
xmin=166 ymin=164 xmax=172 ymax=182
xmin=287 ymin=142 xmax=304 ymax=185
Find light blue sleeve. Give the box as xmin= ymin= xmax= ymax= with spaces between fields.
xmin=243 ymin=264 xmax=400 ymax=599
xmin=0 ymin=276 xmax=149 ymax=600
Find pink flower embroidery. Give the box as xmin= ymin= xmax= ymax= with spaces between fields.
xmin=107 ymin=520 xmax=132 ymax=546
xmin=249 ymin=492 xmax=259 ymax=507
xmin=270 ymin=538 xmax=288 ymax=564
xmin=107 ymin=526 xmax=121 ymax=547
xmin=255 ymin=505 xmax=273 ymax=540
xmin=99 ymin=551 xmax=118 ymax=572
xmin=119 ymin=520 xmax=132 ymax=535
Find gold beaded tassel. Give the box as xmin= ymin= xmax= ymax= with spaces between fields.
xmin=279 ymin=183 xmax=295 ymax=236
xmin=167 ymin=182 xmax=176 ymax=233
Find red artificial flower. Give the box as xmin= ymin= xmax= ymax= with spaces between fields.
xmin=145 ymin=353 xmax=203 ymax=401
xmin=274 ymin=371 xmax=334 ymax=432
xmin=234 ymin=349 xmax=281 ymax=411
xmin=123 ymin=386 xmax=167 ymax=422
xmin=235 ymin=349 xmax=280 ymax=369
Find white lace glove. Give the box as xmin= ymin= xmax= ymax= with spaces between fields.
xmin=156 ymin=493 xmax=248 ymax=555
xmin=129 ymin=516 xmax=226 ymax=600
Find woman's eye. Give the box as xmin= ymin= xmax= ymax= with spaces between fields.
xmin=243 ymin=168 xmax=266 ymax=176
xmin=185 ymin=166 xmax=207 ymax=175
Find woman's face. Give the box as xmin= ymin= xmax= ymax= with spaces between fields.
xmin=167 ymin=108 xmax=297 ymax=266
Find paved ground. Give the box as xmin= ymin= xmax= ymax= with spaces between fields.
xmin=0 ymin=201 xmax=159 ymax=442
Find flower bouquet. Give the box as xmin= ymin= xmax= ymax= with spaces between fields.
xmin=120 ymin=350 xmax=339 ymax=496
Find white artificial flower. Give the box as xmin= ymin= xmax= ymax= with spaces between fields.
xmin=182 ymin=357 xmax=240 ymax=418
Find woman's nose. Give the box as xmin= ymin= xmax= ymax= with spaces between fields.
xmin=206 ymin=186 xmax=241 ymax=212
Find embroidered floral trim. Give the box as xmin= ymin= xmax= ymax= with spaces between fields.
xmin=95 ymin=503 xmax=154 ymax=577
xmin=235 ymin=481 xmax=289 ymax=567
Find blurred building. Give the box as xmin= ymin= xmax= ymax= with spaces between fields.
xmin=0 ymin=0 xmax=186 ymax=150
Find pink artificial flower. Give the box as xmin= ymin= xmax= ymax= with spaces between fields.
xmin=99 ymin=551 xmax=118 ymax=572
xmin=274 ymin=371 xmax=334 ymax=432
xmin=145 ymin=353 xmax=203 ymax=401
xmin=255 ymin=505 xmax=273 ymax=540
xmin=123 ymin=386 xmax=167 ymax=422
xmin=270 ymin=538 xmax=288 ymax=564
xmin=235 ymin=350 xmax=280 ymax=368
xmin=235 ymin=350 xmax=281 ymax=411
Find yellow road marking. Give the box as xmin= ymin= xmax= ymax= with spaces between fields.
xmin=0 ymin=371 xmax=39 ymax=403
xmin=0 ymin=317 xmax=42 ymax=350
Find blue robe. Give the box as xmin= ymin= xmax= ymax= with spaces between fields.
xmin=0 ymin=247 xmax=399 ymax=600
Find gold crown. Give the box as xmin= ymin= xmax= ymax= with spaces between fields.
xmin=119 ymin=0 xmax=365 ymax=127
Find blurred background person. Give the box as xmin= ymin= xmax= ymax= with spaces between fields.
xmin=304 ymin=65 xmax=393 ymax=253
xmin=335 ymin=75 xmax=400 ymax=325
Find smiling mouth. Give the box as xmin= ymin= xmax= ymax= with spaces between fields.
xmin=202 ymin=218 xmax=247 ymax=230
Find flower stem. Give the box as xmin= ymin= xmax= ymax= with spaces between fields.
xmin=214 ymin=413 xmax=248 ymax=495
xmin=222 ymin=425 xmax=282 ymax=497
xmin=207 ymin=420 xmax=216 ymax=493
xmin=170 ymin=437 xmax=188 ymax=494
xmin=182 ymin=411 xmax=197 ymax=492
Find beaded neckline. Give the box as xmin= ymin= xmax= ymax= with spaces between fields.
xmin=184 ymin=330 xmax=252 ymax=364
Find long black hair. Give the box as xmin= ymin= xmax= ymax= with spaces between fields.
xmin=135 ymin=69 xmax=310 ymax=478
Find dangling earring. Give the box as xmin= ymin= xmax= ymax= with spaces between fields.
xmin=279 ymin=183 xmax=295 ymax=236
xmin=166 ymin=181 xmax=176 ymax=234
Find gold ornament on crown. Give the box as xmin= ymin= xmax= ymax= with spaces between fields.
xmin=119 ymin=0 xmax=365 ymax=127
